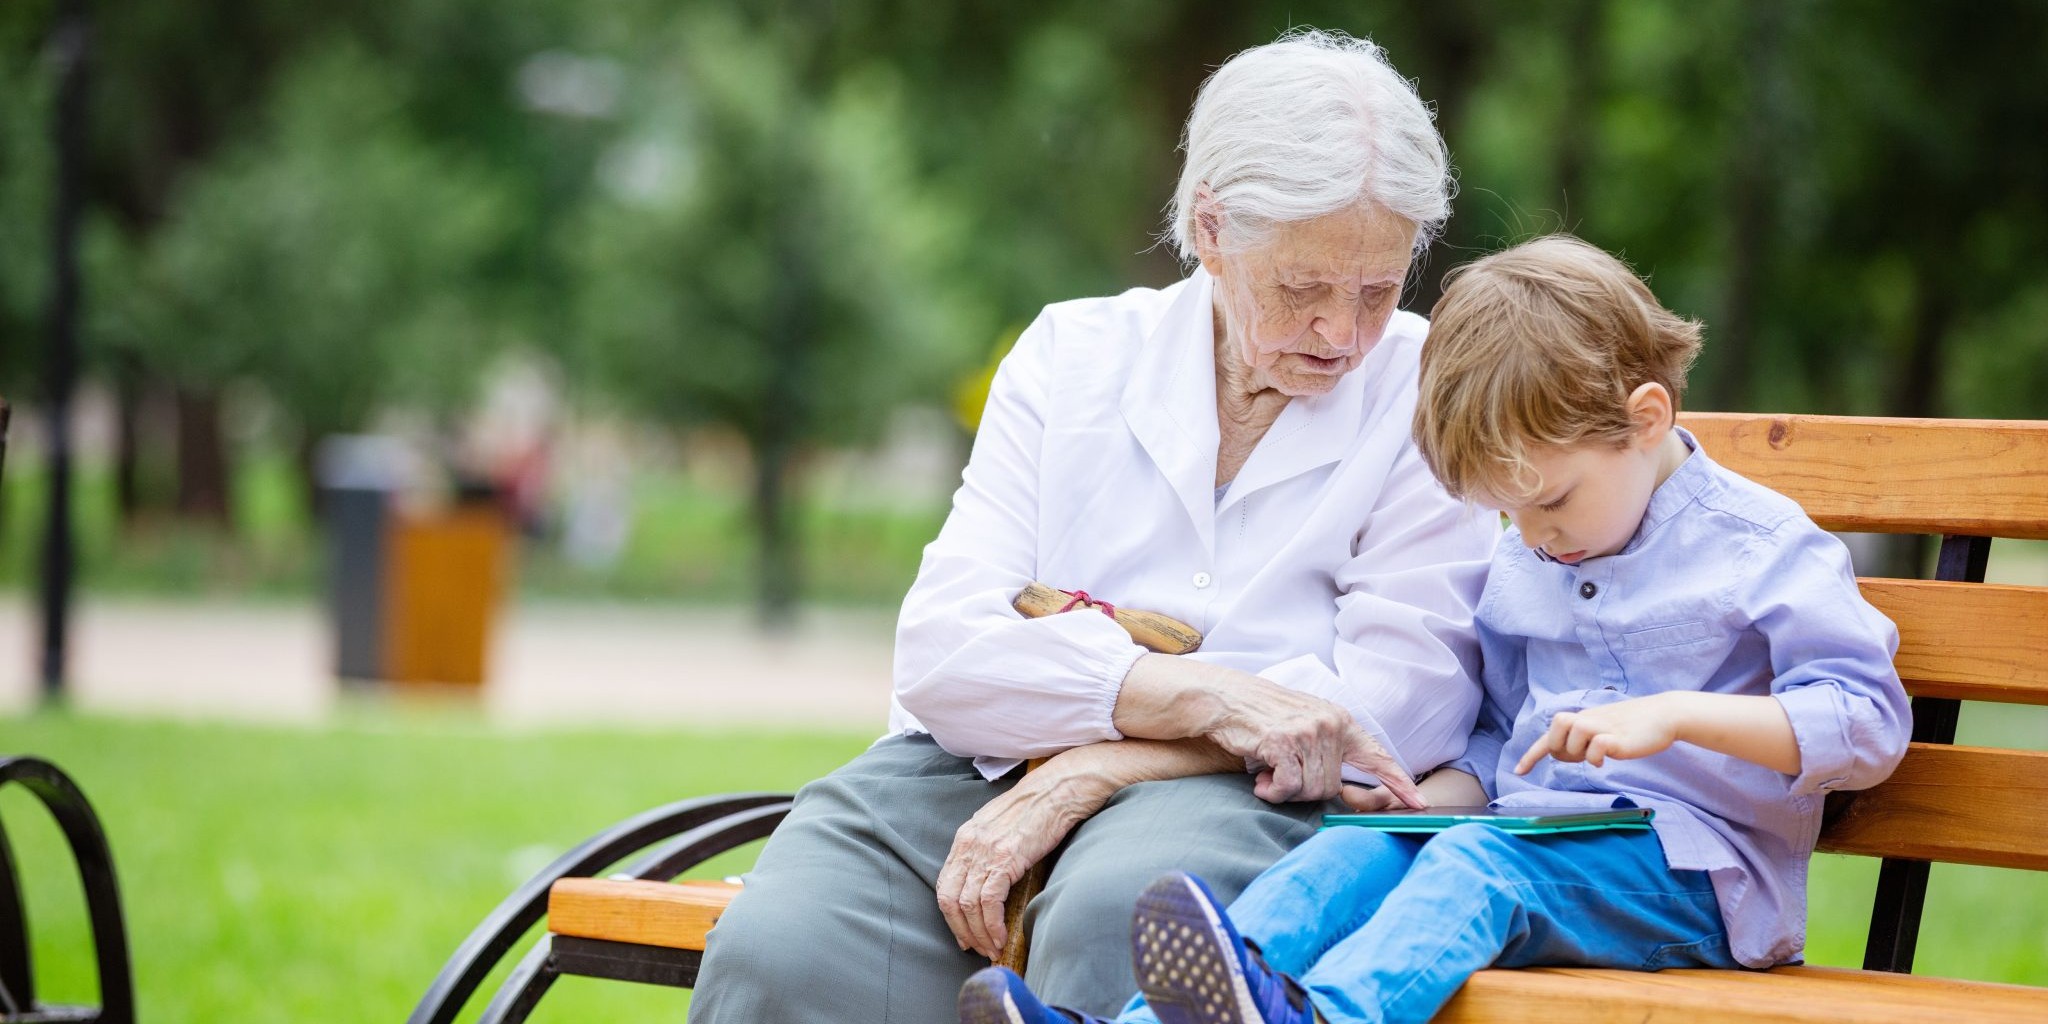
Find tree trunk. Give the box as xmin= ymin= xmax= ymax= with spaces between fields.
xmin=174 ymin=385 xmax=233 ymax=525
xmin=1132 ymin=0 xmax=1253 ymax=281
xmin=295 ymin=429 xmax=325 ymax=525
xmin=1877 ymin=261 xmax=1954 ymax=579
xmin=752 ymin=146 xmax=816 ymax=629
xmin=113 ymin=350 xmax=145 ymax=524
xmin=1553 ymin=0 xmax=1605 ymax=222
xmin=1712 ymin=3 xmax=1787 ymax=411
xmin=1408 ymin=1 xmax=1490 ymax=313
xmin=751 ymin=423 xmax=798 ymax=629
xmin=1891 ymin=261 xmax=1950 ymax=421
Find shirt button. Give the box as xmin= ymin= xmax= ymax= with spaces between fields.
xmin=1579 ymin=581 xmax=1598 ymax=599
xmin=1192 ymin=572 xmax=1213 ymax=589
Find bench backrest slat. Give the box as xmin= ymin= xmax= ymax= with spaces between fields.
xmin=1817 ymin=744 xmax=2048 ymax=872
xmin=1861 ymin=580 xmax=2048 ymax=706
xmin=1681 ymin=412 xmax=2048 ymax=540
xmin=1687 ymin=413 xmax=2047 ymax=881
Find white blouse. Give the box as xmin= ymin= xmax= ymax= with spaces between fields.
xmin=889 ymin=268 xmax=1500 ymax=781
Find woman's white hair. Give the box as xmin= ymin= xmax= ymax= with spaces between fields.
xmin=1167 ymin=28 xmax=1454 ymax=262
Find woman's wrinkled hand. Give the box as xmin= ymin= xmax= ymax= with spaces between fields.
xmin=1206 ymin=678 xmax=1424 ymax=808
xmin=934 ymin=755 xmax=1116 ymax=960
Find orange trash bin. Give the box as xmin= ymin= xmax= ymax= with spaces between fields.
xmin=381 ymin=503 xmax=514 ymax=686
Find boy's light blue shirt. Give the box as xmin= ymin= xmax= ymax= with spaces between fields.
xmin=1449 ymin=428 xmax=1912 ymax=968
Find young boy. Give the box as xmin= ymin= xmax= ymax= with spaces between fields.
xmin=955 ymin=234 xmax=1912 ymax=1024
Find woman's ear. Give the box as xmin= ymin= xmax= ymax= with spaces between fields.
xmin=1191 ymin=186 xmax=1226 ymax=276
xmin=1626 ymin=382 xmax=1675 ymax=448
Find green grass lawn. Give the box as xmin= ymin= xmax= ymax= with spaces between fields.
xmin=3 ymin=710 xmax=873 ymax=1022
xmin=3 ymin=707 xmax=2045 ymax=1023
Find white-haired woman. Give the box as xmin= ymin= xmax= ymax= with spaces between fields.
xmin=688 ymin=30 xmax=1498 ymax=1022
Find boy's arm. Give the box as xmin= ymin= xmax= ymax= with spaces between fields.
xmin=1517 ymin=523 xmax=1910 ymax=790
xmin=1748 ymin=525 xmax=1912 ymax=794
xmin=1514 ymin=691 xmax=1800 ymax=776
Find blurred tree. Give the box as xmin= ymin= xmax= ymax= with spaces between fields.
xmin=4 ymin=0 xmax=2048 ymax=609
xmin=0 ymin=56 xmax=51 ymax=402
xmin=568 ymin=6 xmax=983 ymax=623
xmin=119 ymin=44 xmax=516 ymax=510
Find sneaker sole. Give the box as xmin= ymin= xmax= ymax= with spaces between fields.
xmin=1132 ymin=877 xmax=1262 ymax=1024
xmin=957 ymin=974 xmax=1027 ymax=1024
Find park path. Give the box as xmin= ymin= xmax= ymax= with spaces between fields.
xmin=0 ymin=595 xmax=898 ymax=733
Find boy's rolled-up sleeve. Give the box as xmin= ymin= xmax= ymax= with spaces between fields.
xmin=1750 ymin=524 xmax=1912 ymax=796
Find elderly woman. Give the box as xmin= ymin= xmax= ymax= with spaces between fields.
xmin=688 ymin=30 xmax=1498 ymax=1022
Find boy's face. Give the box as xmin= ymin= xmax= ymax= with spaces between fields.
xmin=1480 ymin=437 xmax=1669 ymax=565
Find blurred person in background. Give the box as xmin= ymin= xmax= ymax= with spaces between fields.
xmin=689 ymin=29 xmax=1500 ymax=1022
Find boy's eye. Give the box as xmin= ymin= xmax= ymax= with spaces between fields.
xmin=1538 ymin=495 xmax=1569 ymax=512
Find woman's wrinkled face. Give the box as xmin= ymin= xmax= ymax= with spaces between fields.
xmin=1203 ymin=203 xmax=1417 ymax=397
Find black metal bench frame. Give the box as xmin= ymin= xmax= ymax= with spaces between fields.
xmin=0 ymin=757 xmax=134 ymax=1024
xmin=408 ymin=794 xmax=789 ymax=1024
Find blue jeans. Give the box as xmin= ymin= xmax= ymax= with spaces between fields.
xmin=1119 ymin=824 xmax=1740 ymax=1024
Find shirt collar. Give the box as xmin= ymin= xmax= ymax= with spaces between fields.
xmin=1621 ymin=425 xmax=1709 ymax=556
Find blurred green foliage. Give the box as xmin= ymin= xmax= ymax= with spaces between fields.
xmin=2 ymin=0 xmax=2047 ymax=610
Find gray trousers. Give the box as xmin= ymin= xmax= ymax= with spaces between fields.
xmin=687 ymin=733 xmax=1338 ymax=1022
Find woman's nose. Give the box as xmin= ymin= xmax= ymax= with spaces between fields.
xmin=1312 ymin=304 xmax=1362 ymax=351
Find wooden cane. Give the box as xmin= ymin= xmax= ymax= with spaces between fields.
xmin=993 ymin=582 xmax=1205 ymax=971
xmin=1011 ymin=581 xmax=1203 ymax=655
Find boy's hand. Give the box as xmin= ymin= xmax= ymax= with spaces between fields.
xmin=1514 ymin=694 xmax=1682 ymax=775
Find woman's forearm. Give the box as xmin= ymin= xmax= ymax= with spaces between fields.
xmin=1052 ymin=735 xmax=1246 ymax=793
xmin=1111 ymin=653 xmax=1240 ymax=740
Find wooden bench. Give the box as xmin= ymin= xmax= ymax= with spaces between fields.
xmin=411 ymin=412 xmax=2048 ymax=1023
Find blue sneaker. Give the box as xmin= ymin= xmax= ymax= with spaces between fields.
xmin=958 ymin=966 xmax=1116 ymax=1024
xmin=1130 ymin=872 xmax=1314 ymax=1024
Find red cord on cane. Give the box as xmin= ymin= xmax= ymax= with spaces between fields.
xmin=1057 ymin=589 xmax=1118 ymax=620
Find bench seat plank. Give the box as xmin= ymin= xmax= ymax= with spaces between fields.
xmin=1681 ymin=413 xmax=2048 ymax=540
xmin=1440 ymin=965 xmax=2048 ymax=1023
xmin=552 ymin=879 xmax=2048 ymax=1022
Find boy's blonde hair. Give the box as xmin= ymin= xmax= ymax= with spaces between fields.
xmin=1413 ymin=234 xmax=1703 ymax=502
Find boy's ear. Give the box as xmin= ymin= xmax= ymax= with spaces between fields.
xmin=1626 ymin=382 xmax=1675 ymax=447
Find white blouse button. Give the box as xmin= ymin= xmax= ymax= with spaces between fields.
xmin=1192 ymin=572 xmax=1213 ymax=589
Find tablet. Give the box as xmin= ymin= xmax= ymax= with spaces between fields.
xmin=1321 ymin=805 xmax=1654 ymax=835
